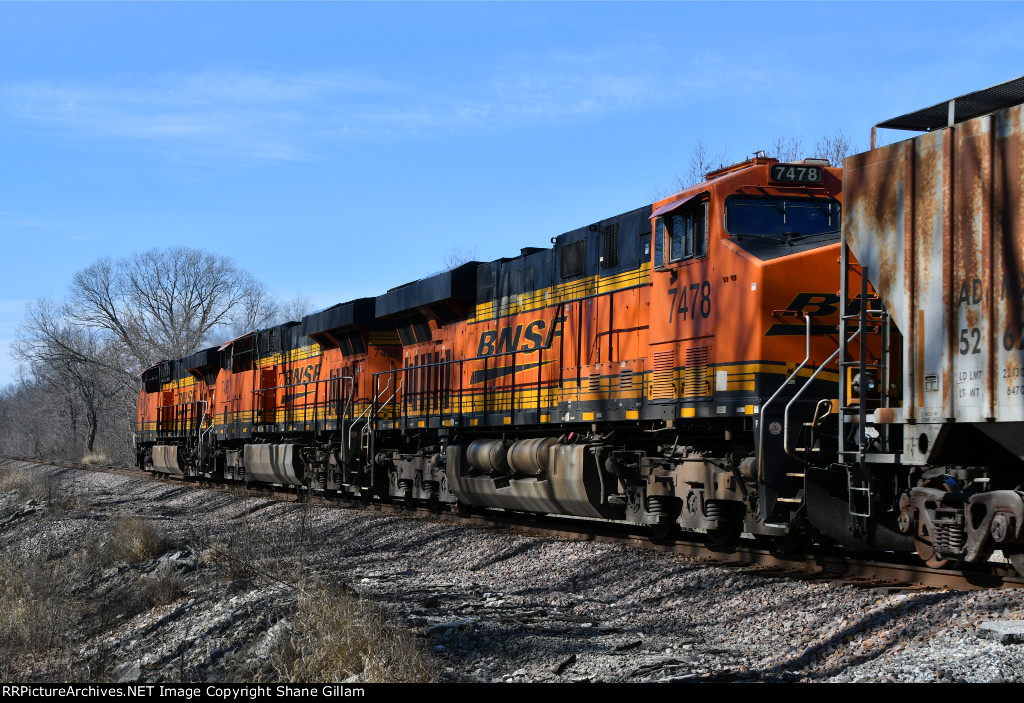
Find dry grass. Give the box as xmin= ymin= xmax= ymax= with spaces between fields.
xmin=0 ymin=465 xmax=80 ymax=511
xmin=0 ymin=472 xmax=433 ymax=684
xmin=0 ymin=559 xmax=79 ymax=681
xmin=267 ymin=579 xmax=439 ymax=683
xmin=108 ymin=515 xmax=174 ymax=564
xmin=135 ymin=570 xmax=187 ymax=608
xmin=0 ymin=465 xmax=54 ymax=501
xmin=81 ymin=452 xmax=110 ymax=465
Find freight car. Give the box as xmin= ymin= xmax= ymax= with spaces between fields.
xmin=136 ymin=76 xmax=1024 ymax=576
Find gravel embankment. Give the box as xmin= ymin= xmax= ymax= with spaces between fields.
xmin=2 ymin=458 xmax=1024 ymax=683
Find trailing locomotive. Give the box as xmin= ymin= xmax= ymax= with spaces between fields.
xmin=136 ymin=76 xmax=1024 ymax=576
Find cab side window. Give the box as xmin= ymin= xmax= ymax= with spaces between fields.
xmin=654 ymin=201 xmax=707 ymax=268
xmin=654 ymin=218 xmax=666 ymax=269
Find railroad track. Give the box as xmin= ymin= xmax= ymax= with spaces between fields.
xmin=4 ymin=455 xmax=1022 ymax=592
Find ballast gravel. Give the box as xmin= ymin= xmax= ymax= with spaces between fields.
xmin=2 ymin=459 xmax=1024 ymax=683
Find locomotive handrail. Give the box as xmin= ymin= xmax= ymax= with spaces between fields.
xmin=333 ymin=376 xmax=354 ymax=462
xmin=782 ymin=328 xmax=860 ymax=461
xmin=352 ymin=375 xmax=401 ymax=450
xmin=757 ymin=315 xmax=811 ymax=483
xmin=195 ymin=400 xmax=211 ymax=447
xmin=369 ymin=301 xmax=567 ymax=421
xmin=156 ymin=399 xmax=210 ymax=438
xmin=250 ymin=375 xmax=357 ymax=430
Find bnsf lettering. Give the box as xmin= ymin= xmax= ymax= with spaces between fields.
xmin=477 ymin=318 xmax=556 ymax=357
xmin=765 ymin=292 xmax=861 ymax=336
xmin=787 ymin=292 xmax=840 ymax=317
xmin=284 ymin=363 xmax=321 ymax=385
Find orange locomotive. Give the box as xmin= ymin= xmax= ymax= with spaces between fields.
xmin=138 ymin=154 xmax=872 ymax=549
xmin=373 ymin=156 xmax=866 ymax=544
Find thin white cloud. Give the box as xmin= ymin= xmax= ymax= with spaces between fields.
xmin=0 ymin=56 xmax=727 ymax=162
xmin=0 ymin=211 xmax=56 ymax=229
xmin=0 ymin=70 xmax=402 ymax=163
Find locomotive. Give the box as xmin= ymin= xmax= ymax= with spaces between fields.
xmin=136 ymin=76 xmax=1024 ymax=576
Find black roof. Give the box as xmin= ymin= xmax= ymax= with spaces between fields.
xmin=375 ymin=262 xmax=479 ymax=319
xmin=877 ymin=75 xmax=1024 ymax=132
xmin=182 ymin=346 xmax=220 ymax=372
xmin=298 ymin=298 xmax=376 ymax=337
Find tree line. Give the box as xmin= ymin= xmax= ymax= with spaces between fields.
xmin=1 ymin=247 xmax=310 ymax=465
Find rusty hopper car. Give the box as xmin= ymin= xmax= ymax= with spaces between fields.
xmin=827 ymin=76 xmax=1024 ymax=574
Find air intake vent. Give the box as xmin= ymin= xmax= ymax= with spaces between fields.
xmin=683 ymin=346 xmax=709 ymax=398
xmin=652 ymin=350 xmax=675 ymax=400
xmin=601 ymin=223 xmax=619 ymax=269
xmin=619 ymin=368 xmax=633 ymax=391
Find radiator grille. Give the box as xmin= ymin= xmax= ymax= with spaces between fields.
xmin=619 ymin=368 xmax=633 ymax=391
xmin=651 ymin=350 xmax=676 ymax=399
xmin=683 ymin=346 xmax=709 ymax=398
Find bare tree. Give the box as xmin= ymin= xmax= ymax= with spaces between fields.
xmin=70 ymin=247 xmax=268 ymax=368
xmin=277 ymin=294 xmax=315 ymax=323
xmin=443 ymin=245 xmax=480 ymax=270
xmin=6 ymin=247 xmax=284 ymax=464
xmin=813 ymin=129 xmax=854 ymax=167
xmin=13 ymin=299 xmax=130 ymax=457
xmin=685 ymin=139 xmax=730 ymax=189
xmin=766 ymin=135 xmax=804 ymax=163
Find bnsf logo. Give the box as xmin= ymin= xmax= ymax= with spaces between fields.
xmin=765 ymin=293 xmax=878 ymax=336
xmin=477 ymin=316 xmax=565 ymax=357
xmin=283 ymin=363 xmax=321 ymax=385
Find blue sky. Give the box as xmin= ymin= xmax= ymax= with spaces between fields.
xmin=2 ymin=2 xmax=1022 ymax=386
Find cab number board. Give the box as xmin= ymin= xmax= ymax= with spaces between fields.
xmin=770 ymin=164 xmax=823 ymax=183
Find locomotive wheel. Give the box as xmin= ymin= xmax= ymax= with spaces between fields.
xmin=427 ymin=492 xmax=443 ymax=513
xmin=707 ymin=523 xmax=742 ymax=547
xmin=772 ymin=531 xmax=810 ymax=555
xmin=404 ymin=489 xmax=415 ymax=509
xmin=648 ymin=520 xmax=677 ymax=542
xmin=1007 ymin=552 xmax=1024 ymax=579
xmin=457 ymin=502 xmax=474 ymax=517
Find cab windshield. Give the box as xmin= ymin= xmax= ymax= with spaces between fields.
xmin=726 ymin=195 xmax=840 ymax=242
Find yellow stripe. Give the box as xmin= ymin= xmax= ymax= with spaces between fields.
xmin=161 ymin=377 xmax=198 ymax=391
xmin=470 ymin=263 xmax=651 ymax=322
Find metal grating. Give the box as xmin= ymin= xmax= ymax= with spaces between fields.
xmin=651 ymin=350 xmax=675 ymax=400
xmin=601 ymin=223 xmax=619 ymax=269
xmin=683 ymin=346 xmax=709 ymax=398
xmin=619 ymin=368 xmax=633 ymax=391
xmin=877 ymin=75 xmax=1024 ymax=132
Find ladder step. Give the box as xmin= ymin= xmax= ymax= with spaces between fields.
xmin=785 ymin=472 xmax=805 ymax=478
xmin=776 ymin=497 xmax=803 ymax=503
